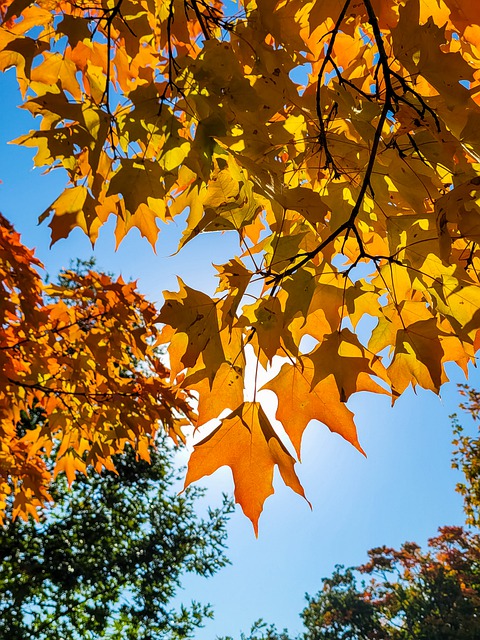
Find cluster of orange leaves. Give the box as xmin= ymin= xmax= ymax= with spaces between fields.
xmin=2 ymin=0 xmax=480 ymax=529
xmin=0 ymin=215 xmax=191 ymax=521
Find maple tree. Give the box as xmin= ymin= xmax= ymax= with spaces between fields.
xmin=0 ymin=216 xmax=192 ymax=521
xmin=0 ymin=436 xmax=232 ymax=640
xmin=2 ymin=0 xmax=480 ymax=529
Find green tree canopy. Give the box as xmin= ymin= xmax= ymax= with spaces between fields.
xmin=0 ymin=436 xmax=233 ymax=640
xmin=452 ymin=385 xmax=480 ymax=528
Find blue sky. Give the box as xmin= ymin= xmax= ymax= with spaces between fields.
xmin=1 ymin=68 xmax=478 ymax=639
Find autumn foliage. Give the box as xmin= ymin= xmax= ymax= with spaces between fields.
xmin=0 ymin=216 xmax=191 ymax=521
xmin=299 ymin=526 xmax=480 ymax=640
xmin=2 ymin=0 xmax=480 ymax=529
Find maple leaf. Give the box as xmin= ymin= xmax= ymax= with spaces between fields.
xmin=185 ymin=401 xmax=308 ymax=534
xmin=308 ymin=330 xmax=389 ymax=402
xmin=182 ymin=326 xmax=246 ymax=426
xmin=262 ymin=359 xmax=365 ymax=460
xmin=158 ymin=279 xmax=225 ymax=381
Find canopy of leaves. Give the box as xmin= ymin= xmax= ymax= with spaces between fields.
xmin=0 ymin=437 xmax=233 ymax=640
xmin=2 ymin=0 xmax=480 ymax=528
xmin=0 ymin=216 xmax=192 ymax=521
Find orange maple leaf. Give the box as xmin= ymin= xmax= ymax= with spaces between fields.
xmin=185 ymin=401 xmax=308 ymax=534
xmin=262 ymin=360 xmax=365 ymax=459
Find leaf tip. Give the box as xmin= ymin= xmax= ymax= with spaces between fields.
xmin=356 ymin=441 xmax=367 ymax=458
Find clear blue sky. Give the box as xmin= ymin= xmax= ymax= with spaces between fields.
xmin=0 ymin=69 xmax=477 ymax=639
